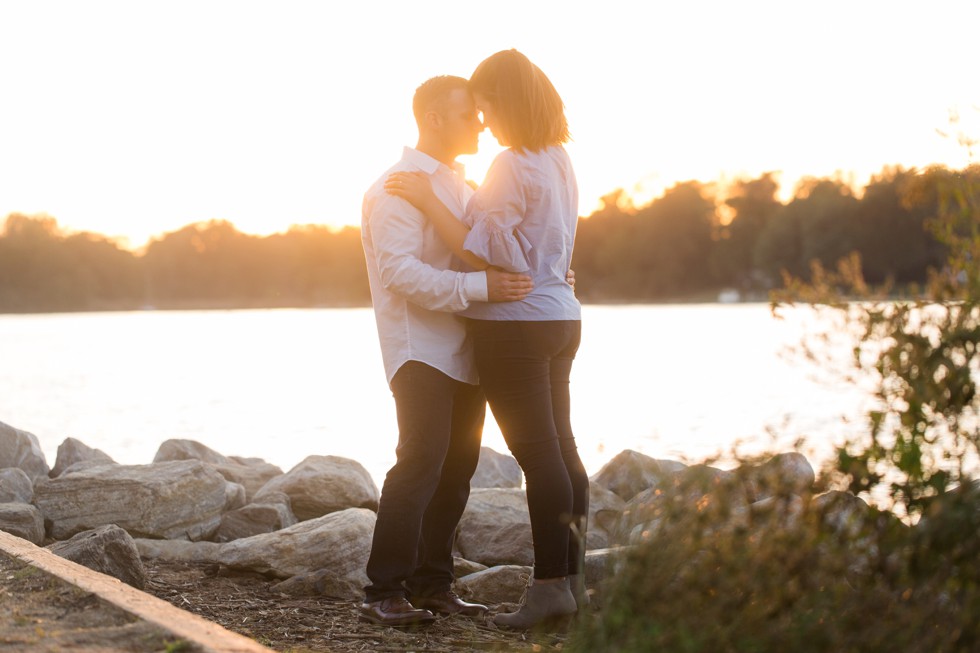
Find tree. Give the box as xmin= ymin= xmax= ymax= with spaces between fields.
xmin=754 ymin=177 xmax=859 ymax=283
xmin=710 ymin=172 xmax=782 ymax=289
xmin=852 ymin=167 xmax=946 ymax=285
xmin=143 ymin=220 xmax=261 ymax=304
xmin=0 ymin=213 xmax=141 ymax=311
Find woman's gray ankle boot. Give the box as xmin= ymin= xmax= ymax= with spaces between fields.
xmin=493 ymin=577 xmax=577 ymax=631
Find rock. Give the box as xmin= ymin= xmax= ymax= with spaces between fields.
xmin=60 ymin=460 xmax=120 ymax=476
xmin=740 ymin=452 xmax=815 ymax=502
xmin=627 ymin=520 xmax=661 ymax=545
xmin=153 ymin=439 xmax=283 ymax=502
xmin=812 ymin=490 xmax=877 ymax=540
xmin=590 ymin=449 xmax=687 ymax=502
xmin=213 ymin=461 xmax=283 ymax=503
xmin=253 ymin=455 xmax=378 ymax=520
xmin=0 ymin=421 xmax=50 ymax=483
xmin=454 ymin=556 xmax=488 ymax=578
xmin=0 ymin=468 xmax=34 ymax=503
xmin=135 ymin=509 xmax=375 ymax=599
xmin=214 ymin=502 xmax=298 ymax=543
xmin=217 ymin=508 xmax=376 ymax=597
xmin=615 ymin=464 xmax=742 ymax=545
xmin=811 ymin=490 xmax=897 ymax=578
xmin=0 ymin=503 xmax=45 ymax=544
xmin=153 ymin=438 xmax=232 ymax=465
xmin=454 ymin=564 xmax=532 ymax=605
xmin=744 ymin=494 xmax=806 ymax=530
xmin=47 ymin=524 xmax=147 ymax=589
xmin=471 ymin=447 xmax=522 ymax=489
xmin=614 ymin=485 xmax=676 ymax=545
xmin=812 ymin=490 xmax=907 ymax=554
xmin=34 ymin=460 xmax=229 ymax=541
xmin=230 ymin=456 xmax=267 ymax=466
xmin=135 ymin=538 xmax=222 ymax=563
xmin=456 ymin=488 xmax=532 ymax=566
xmin=224 ymin=482 xmax=247 ymax=512
xmin=246 ymin=490 xmax=291 ymax=507
xmin=50 ymin=437 xmax=115 ymax=478
xmin=584 ymin=546 xmax=630 ymax=607
xmin=587 ymin=481 xmax=627 ymax=550
xmin=272 ymin=566 xmax=375 ymax=598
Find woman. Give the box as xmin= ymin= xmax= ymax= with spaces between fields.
xmin=386 ymin=49 xmax=589 ymax=630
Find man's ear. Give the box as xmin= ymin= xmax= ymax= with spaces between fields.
xmin=423 ymin=110 xmax=443 ymax=130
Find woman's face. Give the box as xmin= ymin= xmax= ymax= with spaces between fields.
xmin=475 ymin=94 xmax=508 ymax=147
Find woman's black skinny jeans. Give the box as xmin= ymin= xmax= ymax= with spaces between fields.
xmin=468 ymin=318 xmax=589 ymax=579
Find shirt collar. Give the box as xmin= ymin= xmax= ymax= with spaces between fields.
xmin=402 ymin=147 xmax=465 ymax=178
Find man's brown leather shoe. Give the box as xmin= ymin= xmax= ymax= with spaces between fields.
xmin=358 ymin=597 xmax=437 ymax=627
xmin=410 ymin=590 xmax=489 ymax=617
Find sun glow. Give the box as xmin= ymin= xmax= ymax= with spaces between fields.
xmin=1 ymin=1 xmax=978 ymax=248
xmin=458 ymin=133 xmax=505 ymax=188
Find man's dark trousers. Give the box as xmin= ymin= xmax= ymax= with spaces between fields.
xmin=364 ymin=360 xmax=485 ymax=601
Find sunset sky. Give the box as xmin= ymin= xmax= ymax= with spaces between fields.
xmin=1 ymin=0 xmax=977 ymax=249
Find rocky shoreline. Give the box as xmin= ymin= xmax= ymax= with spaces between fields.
xmin=2 ymin=417 xmax=878 ymax=610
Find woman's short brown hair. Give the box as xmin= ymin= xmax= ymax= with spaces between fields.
xmin=468 ymin=49 xmax=569 ymax=152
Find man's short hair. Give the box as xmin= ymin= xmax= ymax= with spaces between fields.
xmin=413 ymin=75 xmax=469 ymax=127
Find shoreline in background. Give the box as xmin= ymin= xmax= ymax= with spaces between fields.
xmin=0 ymin=304 xmax=865 ymax=491
xmin=0 ymin=292 xmax=773 ymax=316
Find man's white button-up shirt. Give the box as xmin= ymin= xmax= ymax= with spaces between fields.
xmin=361 ymin=147 xmax=487 ymax=385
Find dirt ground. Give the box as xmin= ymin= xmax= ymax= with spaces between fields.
xmin=0 ymin=551 xmax=196 ymax=653
xmin=143 ymin=559 xmax=571 ymax=652
xmin=1 ymin=551 xmax=571 ymax=653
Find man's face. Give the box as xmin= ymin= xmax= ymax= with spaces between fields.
xmin=438 ymin=88 xmax=484 ymax=157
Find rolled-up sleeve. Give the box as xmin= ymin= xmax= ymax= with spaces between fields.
xmin=463 ymin=152 xmax=532 ymax=273
xmin=368 ymin=194 xmax=488 ymax=311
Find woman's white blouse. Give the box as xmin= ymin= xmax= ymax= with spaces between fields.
xmin=461 ymin=145 xmax=581 ymax=321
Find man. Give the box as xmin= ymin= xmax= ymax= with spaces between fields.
xmin=358 ymin=75 xmax=534 ymax=626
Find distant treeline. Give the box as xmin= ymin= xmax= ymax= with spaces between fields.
xmin=0 ymin=165 xmax=965 ymax=313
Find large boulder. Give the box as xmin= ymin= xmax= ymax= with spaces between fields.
xmin=811 ymin=490 xmax=909 ymax=581
xmin=0 ymin=503 xmax=45 ymax=544
xmin=739 ymin=452 xmax=815 ymax=502
xmin=587 ymin=481 xmax=627 ymax=550
xmin=34 ymin=460 xmax=229 ymax=541
xmin=456 ymin=488 xmax=532 ymax=566
xmin=136 ymin=510 xmax=375 ymax=601
xmin=471 ymin=447 xmax=522 ymax=489
xmin=455 ymin=564 xmax=532 ymax=605
xmin=153 ymin=439 xmax=284 ymax=501
xmin=615 ymin=464 xmax=741 ymax=545
xmin=590 ymin=450 xmax=687 ymax=502
xmin=253 ymin=455 xmax=378 ymax=520
xmin=454 ymin=556 xmax=487 ymax=578
xmin=135 ymin=538 xmax=222 ymax=563
xmin=583 ymin=546 xmax=630 ymax=607
xmin=50 ymin=437 xmax=115 ymax=478
xmin=153 ymin=438 xmax=232 ymax=465
xmin=0 ymin=421 xmax=50 ymax=483
xmin=47 ymin=524 xmax=147 ymax=589
xmin=214 ymin=502 xmax=298 ymax=543
xmin=218 ymin=508 xmax=375 ymax=598
xmin=0 ymin=468 xmax=34 ymax=503
xmin=224 ymin=482 xmax=247 ymax=512
xmin=214 ymin=460 xmax=283 ymax=503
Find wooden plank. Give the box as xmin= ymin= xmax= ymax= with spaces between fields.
xmin=0 ymin=530 xmax=274 ymax=653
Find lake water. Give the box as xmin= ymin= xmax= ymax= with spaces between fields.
xmin=0 ymin=304 xmax=871 ymax=485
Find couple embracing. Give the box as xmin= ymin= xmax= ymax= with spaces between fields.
xmin=359 ymin=49 xmax=588 ymax=631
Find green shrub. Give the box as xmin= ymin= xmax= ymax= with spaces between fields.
xmin=571 ymin=165 xmax=980 ymax=652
